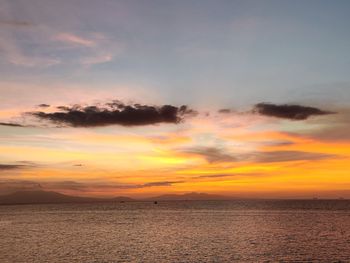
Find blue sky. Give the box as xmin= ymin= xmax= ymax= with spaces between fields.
xmin=1 ymin=0 xmax=350 ymax=108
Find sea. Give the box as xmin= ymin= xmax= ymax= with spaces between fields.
xmin=1 ymin=200 xmax=350 ymax=262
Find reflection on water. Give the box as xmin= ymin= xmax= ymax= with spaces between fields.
xmin=1 ymin=200 xmax=350 ymax=262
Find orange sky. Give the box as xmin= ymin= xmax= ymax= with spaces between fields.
xmin=1 ymin=106 xmax=349 ymax=199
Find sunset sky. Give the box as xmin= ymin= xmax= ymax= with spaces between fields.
xmin=1 ymin=0 xmax=350 ymax=198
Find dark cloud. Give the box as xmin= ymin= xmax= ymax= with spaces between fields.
xmin=0 ymin=122 xmax=25 ymax=127
xmin=57 ymin=106 xmax=71 ymax=111
xmin=251 ymin=151 xmax=336 ymax=163
xmin=0 ymin=161 xmax=38 ymax=172
xmin=218 ymin=109 xmax=232 ymax=114
xmin=0 ymin=164 xmax=28 ymax=170
xmin=180 ymin=146 xmax=236 ymax=163
xmin=253 ymin=103 xmax=335 ymax=120
xmin=38 ymin=104 xmax=50 ymax=108
xmin=29 ymin=102 xmax=195 ymax=127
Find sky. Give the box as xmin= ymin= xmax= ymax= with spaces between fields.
xmin=1 ymin=0 xmax=350 ymax=198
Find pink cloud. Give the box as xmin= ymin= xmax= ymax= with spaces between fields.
xmin=55 ymin=32 xmax=96 ymax=47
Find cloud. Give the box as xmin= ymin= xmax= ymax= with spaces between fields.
xmin=0 ymin=13 xmax=117 ymax=68
xmin=0 ymin=32 xmax=61 ymax=67
xmin=286 ymin=109 xmax=350 ymax=142
xmin=0 ymin=161 xmax=38 ymax=172
xmin=195 ymin=174 xmax=234 ymax=179
xmin=37 ymin=104 xmax=50 ymax=108
xmin=49 ymin=180 xmax=184 ymax=191
xmin=0 ymin=164 xmax=28 ymax=170
xmin=55 ymin=33 xmax=96 ymax=47
xmin=54 ymin=180 xmax=184 ymax=190
xmin=177 ymin=146 xmax=336 ymax=164
xmin=0 ymin=122 xmax=25 ymax=127
xmin=29 ymin=102 xmax=194 ymax=127
xmin=53 ymin=32 xmax=121 ymax=66
xmin=180 ymin=146 xmax=236 ymax=163
xmin=251 ymin=151 xmax=336 ymax=163
xmin=262 ymin=140 xmax=294 ymax=147
xmin=218 ymin=108 xmax=232 ymax=114
xmin=253 ymin=103 xmax=335 ymax=120
xmin=142 ymin=181 xmax=184 ymax=187
xmin=194 ymin=173 xmax=261 ymax=179
xmin=0 ymin=179 xmax=184 ymax=195
xmin=304 ymin=127 xmax=350 ymax=142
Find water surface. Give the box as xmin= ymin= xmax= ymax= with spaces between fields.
xmin=1 ymin=200 xmax=350 ymax=262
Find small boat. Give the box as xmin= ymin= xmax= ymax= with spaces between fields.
xmin=154 ymin=201 xmax=158 ymax=204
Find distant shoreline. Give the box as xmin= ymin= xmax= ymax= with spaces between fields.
xmin=0 ymin=190 xmax=348 ymax=206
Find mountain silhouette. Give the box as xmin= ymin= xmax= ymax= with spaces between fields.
xmin=0 ymin=190 xmax=133 ymax=205
xmin=0 ymin=190 xmax=232 ymax=205
xmin=145 ymin=192 xmax=230 ymax=201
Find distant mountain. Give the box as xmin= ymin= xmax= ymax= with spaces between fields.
xmin=145 ymin=192 xmax=231 ymax=201
xmin=0 ymin=190 xmax=231 ymax=205
xmin=0 ymin=190 xmax=134 ymax=205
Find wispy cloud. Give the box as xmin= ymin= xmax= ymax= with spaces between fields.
xmin=177 ymin=146 xmax=337 ymax=164
xmin=194 ymin=174 xmax=235 ymax=179
xmin=286 ymin=109 xmax=350 ymax=142
xmin=142 ymin=181 xmax=184 ymax=187
xmin=55 ymin=32 xmax=96 ymax=47
xmin=0 ymin=32 xmax=61 ymax=67
xmin=0 ymin=179 xmax=185 ymax=195
xmin=0 ymin=19 xmax=118 ymax=67
xmin=251 ymin=151 xmax=337 ymax=163
xmin=179 ymin=146 xmax=236 ymax=163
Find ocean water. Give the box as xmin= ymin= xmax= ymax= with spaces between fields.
xmin=0 ymin=200 xmax=350 ymax=262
